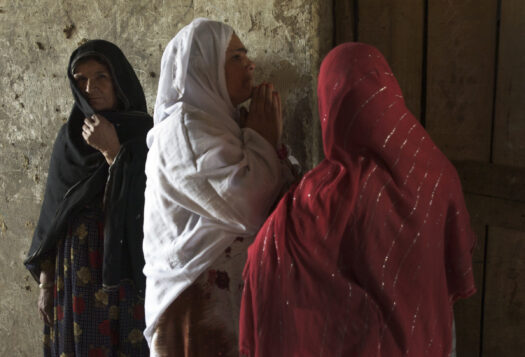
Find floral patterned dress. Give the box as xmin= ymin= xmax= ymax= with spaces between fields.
xmin=43 ymin=201 xmax=148 ymax=357
xmin=152 ymin=236 xmax=252 ymax=356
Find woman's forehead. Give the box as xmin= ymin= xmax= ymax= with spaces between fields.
xmin=227 ymin=33 xmax=245 ymax=50
xmin=73 ymin=58 xmax=109 ymax=74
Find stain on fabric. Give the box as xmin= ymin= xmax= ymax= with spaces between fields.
xmin=215 ymin=270 xmax=230 ymax=290
xmin=207 ymin=269 xmax=217 ymax=285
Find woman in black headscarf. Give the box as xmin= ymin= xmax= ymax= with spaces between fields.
xmin=24 ymin=40 xmax=152 ymax=356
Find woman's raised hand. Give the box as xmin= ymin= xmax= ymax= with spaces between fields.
xmin=82 ymin=114 xmax=121 ymax=165
xmin=244 ymin=83 xmax=282 ymax=148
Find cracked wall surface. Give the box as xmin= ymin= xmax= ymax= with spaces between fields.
xmin=0 ymin=0 xmax=331 ymax=354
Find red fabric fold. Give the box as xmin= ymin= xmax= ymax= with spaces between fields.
xmin=240 ymin=43 xmax=476 ymax=356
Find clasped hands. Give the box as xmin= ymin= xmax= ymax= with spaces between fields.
xmin=241 ymin=83 xmax=283 ymax=148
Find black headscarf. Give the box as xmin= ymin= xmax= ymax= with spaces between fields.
xmin=25 ymin=40 xmax=153 ymax=295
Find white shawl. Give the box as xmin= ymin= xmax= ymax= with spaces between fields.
xmin=143 ymin=18 xmax=291 ymax=346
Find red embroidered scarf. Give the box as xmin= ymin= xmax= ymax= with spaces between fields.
xmin=240 ymin=43 xmax=476 ymax=356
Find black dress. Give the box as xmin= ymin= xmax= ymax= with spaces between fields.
xmin=24 ymin=40 xmax=153 ymax=356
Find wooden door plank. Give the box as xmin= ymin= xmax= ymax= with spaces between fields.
xmin=482 ymin=227 xmax=525 ymax=355
xmin=334 ymin=0 xmax=356 ymax=45
xmin=426 ymin=0 xmax=498 ymax=161
xmin=465 ymin=194 xmax=525 ymax=232
xmin=454 ymin=160 xmax=525 ymax=202
xmin=454 ymin=222 xmax=486 ymax=357
xmin=358 ymin=0 xmax=423 ymax=117
xmin=493 ymin=0 xmax=525 ymax=167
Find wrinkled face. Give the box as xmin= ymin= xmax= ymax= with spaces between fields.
xmin=73 ymin=59 xmax=118 ymax=111
xmin=225 ymin=33 xmax=255 ymax=106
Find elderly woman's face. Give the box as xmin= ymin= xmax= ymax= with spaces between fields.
xmin=225 ymin=33 xmax=255 ymax=106
xmin=73 ymin=59 xmax=118 ymax=111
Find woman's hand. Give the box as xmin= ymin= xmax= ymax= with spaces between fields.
xmin=38 ymin=287 xmax=54 ymax=326
xmin=244 ymin=83 xmax=282 ymax=148
xmin=82 ymin=114 xmax=121 ymax=165
xmin=38 ymin=269 xmax=54 ymax=326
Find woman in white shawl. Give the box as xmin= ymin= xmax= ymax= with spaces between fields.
xmin=143 ymin=18 xmax=295 ymax=356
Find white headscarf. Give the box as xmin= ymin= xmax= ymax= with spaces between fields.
xmin=152 ymin=17 xmax=235 ymax=127
xmin=143 ymin=18 xmax=293 ymax=349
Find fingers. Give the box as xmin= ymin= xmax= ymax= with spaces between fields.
xmin=44 ymin=310 xmax=52 ymax=326
xmin=39 ymin=306 xmax=52 ymax=326
xmin=271 ymin=92 xmax=279 ymax=118
xmin=264 ymin=83 xmax=274 ymax=112
xmin=83 ymin=116 xmax=98 ymax=140
xmin=82 ymin=123 xmax=92 ymax=142
xmin=82 ymin=115 xmax=106 ymax=143
xmin=256 ymin=84 xmax=266 ymax=113
xmin=92 ymin=114 xmax=106 ymax=125
xmin=252 ymin=83 xmax=274 ymax=113
xmin=273 ymin=91 xmax=282 ymax=136
xmin=84 ymin=115 xmax=103 ymax=130
xmin=82 ymin=122 xmax=91 ymax=133
xmin=275 ymin=90 xmax=282 ymax=117
xmin=250 ymin=83 xmax=279 ymax=113
xmin=275 ymin=92 xmax=283 ymax=128
xmin=239 ymin=107 xmax=248 ymax=128
xmin=84 ymin=117 xmax=95 ymax=131
xmin=272 ymin=91 xmax=281 ymax=117
xmin=246 ymin=83 xmax=282 ymax=143
xmin=249 ymin=85 xmax=258 ymax=112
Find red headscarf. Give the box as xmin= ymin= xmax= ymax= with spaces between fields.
xmin=239 ymin=43 xmax=476 ymax=357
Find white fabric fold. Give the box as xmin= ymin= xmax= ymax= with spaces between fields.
xmin=143 ymin=18 xmax=290 ymax=347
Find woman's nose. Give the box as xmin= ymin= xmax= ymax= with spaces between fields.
xmin=85 ymin=79 xmax=95 ymax=94
xmin=247 ymin=58 xmax=255 ymax=71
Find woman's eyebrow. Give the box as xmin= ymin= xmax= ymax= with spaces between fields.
xmin=73 ymin=70 xmax=109 ymax=77
xmin=228 ymin=47 xmax=248 ymax=54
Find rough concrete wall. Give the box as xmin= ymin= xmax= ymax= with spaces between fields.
xmin=0 ymin=0 xmax=331 ymax=355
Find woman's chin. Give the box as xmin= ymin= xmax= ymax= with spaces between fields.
xmin=90 ymin=103 xmax=115 ymax=112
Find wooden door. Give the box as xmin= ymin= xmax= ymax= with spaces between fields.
xmin=334 ymin=1 xmax=525 ymax=355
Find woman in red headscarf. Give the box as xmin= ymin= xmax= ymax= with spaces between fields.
xmin=239 ymin=42 xmax=476 ymax=357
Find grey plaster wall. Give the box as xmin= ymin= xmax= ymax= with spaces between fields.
xmin=0 ymin=0 xmax=332 ymax=355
